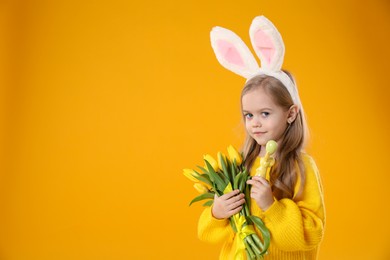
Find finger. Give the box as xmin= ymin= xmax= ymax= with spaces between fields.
xmin=250 ymin=186 xmax=259 ymax=193
xmin=246 ymin=179 xmax=256 ymax=186
xmin=248 ymin=177 xmax=269 ymax=187
xmin=250 ymin=189 xmax=261 ymax=198
xmin=247 ymin=179 xmax=261 ymax=187
xmin=228 ymin=198 xmax=245 ymax=210
xmin=252 ymin=176 xmax=269 ymax=186
xmin=250 ymin=192 xmax=256 ymax=199
xmin=251 ymin=183 xmax=268 ymax=195
xmin=229 ymin=205 xmax=243 ymax=216
xmin=251 ymin=176 xmax=262 ymax=181
xmin=250 ymin=188 xmax=259 ymax=197
xmin=259 ymin=179 xmax=270 ymax=187
xmin=227 ymin=192 xmax=245 ymax=203
xmin=221 ymin=189 xmax=241 ymax=200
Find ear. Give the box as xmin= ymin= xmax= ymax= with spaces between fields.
xmin=287 ymin=105 xmax=299 ymax=124
xmin=210 ymin=26 xmax=259 ymax=79
xmin=249 ymin=16 xmax=285 ymax=71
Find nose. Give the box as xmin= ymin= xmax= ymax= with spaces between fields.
xmin=252 ymin=116 xmax=262 ymax=128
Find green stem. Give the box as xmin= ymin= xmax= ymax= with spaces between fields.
xmin=244 ymin=239 xmax=255 ymax=259
xmin=251 ymin=233 xmax=264 ymax=252
xmin=246 ymin=235 xmax=261 ymax=256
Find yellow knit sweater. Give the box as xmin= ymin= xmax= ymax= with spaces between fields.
xmin=198 ymin=154 xmax=325 ymax=260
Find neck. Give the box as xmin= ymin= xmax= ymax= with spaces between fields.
xmin=259 ymin=146 xmax=266 ymax=157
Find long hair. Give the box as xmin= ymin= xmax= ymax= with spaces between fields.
xmin=241 ymin=73 xmax=307 ymax=200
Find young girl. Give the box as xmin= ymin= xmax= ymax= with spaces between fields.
xmin=197 ymin=16 xmax=325 ymax=259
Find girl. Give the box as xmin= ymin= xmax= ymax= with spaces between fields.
xmin=197 ymin=16 xmax=325 ymax=259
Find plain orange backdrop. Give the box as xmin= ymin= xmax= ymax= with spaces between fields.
xmin=1 ymin=0 xmax=390 ymax=259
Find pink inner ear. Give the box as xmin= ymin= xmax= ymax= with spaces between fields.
xmin=254 ymin=29 xmax=275 ymax=65
xmin=216 ymin=39 xmax=245 ymax=67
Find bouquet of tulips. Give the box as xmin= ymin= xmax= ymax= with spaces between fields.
xmin=184 ymin=145 xmax=270 ymax=259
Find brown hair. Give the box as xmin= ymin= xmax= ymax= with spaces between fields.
xmin=241 ymin=73 xmax=307 ymax=200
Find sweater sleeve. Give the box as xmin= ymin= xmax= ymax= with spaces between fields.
xmin=197 ymin=206 xmax=234 ymax=243
xmin=262 ymin=155 xmax=325 ymax=251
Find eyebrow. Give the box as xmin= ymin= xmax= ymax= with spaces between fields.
xmin=242 ymin=108 xmax=272 ymax=113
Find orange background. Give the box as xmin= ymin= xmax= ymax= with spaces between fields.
xmin=1 ymin=0 xmax=390 ymax=259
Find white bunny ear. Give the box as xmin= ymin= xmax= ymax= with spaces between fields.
xmin=210 ymin=26 xmax=259 ymax=79
xmin=249 ymin=16 xmax=285 ymax=71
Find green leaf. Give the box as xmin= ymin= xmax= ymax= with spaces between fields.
xmin=212 ymin=182 xmax=218 ymax=195
xmin=229 ymin=217 xmax=237 ymax=233
xmin=247 ymin=215 xmax=271 ymax=255
xmin=193 ymin=169 xmax=202 ymax=175
xmin=196 ymin=165 xmax=209 ymax=175
xmin=205 ymin=159 xmax=227 ymax=194
xmin=218 ymin=152 xmax=230 ymax=182
xmin=193 ymin=173 xmax=213 ymax=187
xmin=233 ymin=172 xmax=243 ymax=190
xmin=189 ymin=192 xmax=215 ymax=206
xmin=225 ymin=157 xmax=233 ymax=182
xmin=230 ymin=159 xmax=237 ymax=178
xmin=191 ymin=169 xmax=213 ymax=187
xmin=202 ymin=200 xmax=214 ymax=207
xmin=239 ymin=170 xmax=249 ymax=193
xmin=244 ymin=183 xmax=251 ymax=216
xmin=218 ymin=171 xmax=229 ymax=185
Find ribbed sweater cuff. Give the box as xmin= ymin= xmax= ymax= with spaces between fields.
xmin=206 ymin=206 xmax=229 ymax=226
xmin=263 ymin=199 xmax=285 ymax=223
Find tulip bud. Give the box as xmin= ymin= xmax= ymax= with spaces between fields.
xmin=194 ymin=183 xmax=209 ymax=194
xmin=183 ymin=168 xmax=199 ymax=182
xmin=217 ymin=151 xmax=227 ymax=171
xmin=203 ymin=154 xmax=219 ymax=172
xmin=227 ymin=145 xmax=242 ymax=166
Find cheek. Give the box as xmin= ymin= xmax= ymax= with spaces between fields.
xmin=275 ymin=121 xmax=288 ymax=135
xmin=245 ymin=122 xmax=255 ymax=138
xmin=244 ymin=120 xmax=251 ymax=131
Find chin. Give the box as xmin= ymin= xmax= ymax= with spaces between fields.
xmin=253 ymin=138 xmax=267 ymax=146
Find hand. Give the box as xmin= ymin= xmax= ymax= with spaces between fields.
xmin=247 ymin=176 xmax=274 ymax=211
xmin=211 ymin=190 xmax=245 ymax=219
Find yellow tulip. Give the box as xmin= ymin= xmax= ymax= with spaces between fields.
xmin=217 ymin=151 xmax=227 ymax=170
xmin=203 ymin=154 xmax=219 ymax=172
xmin=194 ymin=183 xmax=209 ymax=194
xmin=183 ymin=168 xmax=199 ymax=182
xmin=227 ymin=145 xmax=242 ymax=166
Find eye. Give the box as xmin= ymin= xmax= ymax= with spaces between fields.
xmin=261 ymin=112 xmax=270 ymax=117
xmin=244 ymin=113 xmax=253 ymax=119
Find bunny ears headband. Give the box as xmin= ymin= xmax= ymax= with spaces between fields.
xmin=210 ymin=16 xmax=301 ymax=108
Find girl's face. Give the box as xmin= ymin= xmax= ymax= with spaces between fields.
xmin=242 ymin=87 xmax=290 ymax=149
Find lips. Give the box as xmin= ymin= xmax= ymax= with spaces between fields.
xmin=253 ymin=131 xmax=266 ymax=136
